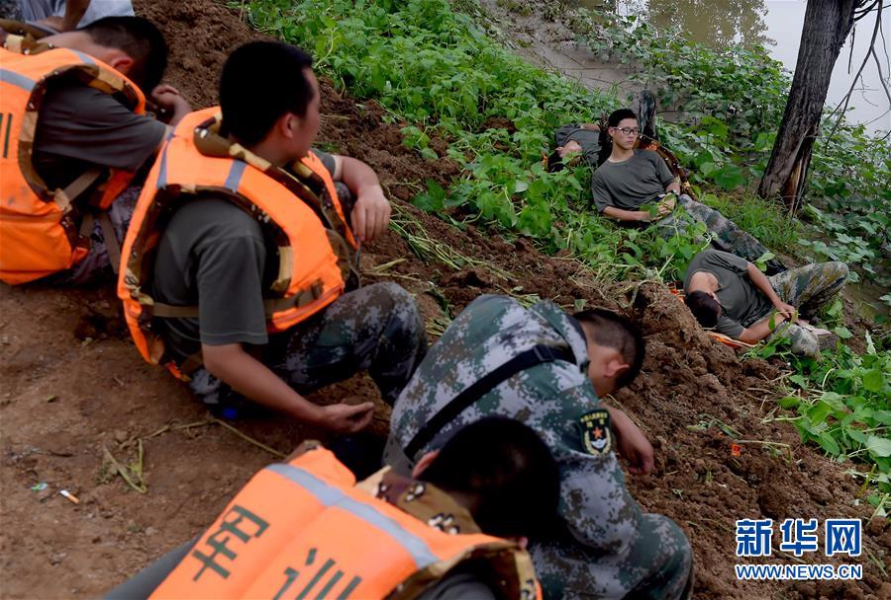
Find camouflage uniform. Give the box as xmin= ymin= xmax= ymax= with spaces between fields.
xmin=659 ymin=194 xmax=784 ymax=272
xmin=0 ymin=1 xmax=21 ymax=20
xmin=190 ymin=283 xmax=428 ymax=410
xmin=384 ymin=295 xmax=693 ymax=599
xmin=48 ymin=185 xmax=141 ymax=285
xmin=759 ymin=262 xmax=849 ymax=356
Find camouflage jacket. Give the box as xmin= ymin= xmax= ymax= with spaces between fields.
xmin=385 ymin=295 xmax=641 ymax=554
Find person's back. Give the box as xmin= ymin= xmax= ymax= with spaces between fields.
xmin=386 ymin=294 xmax=693 ymax=599
xmin=118 ymin=40 xmax=426 ymax=433
xmin=107 ymin=418 xmax=560 ymax=600
xmin=0 ymin=16 xmax=189 ymax=285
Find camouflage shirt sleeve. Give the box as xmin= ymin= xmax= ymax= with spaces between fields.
xmin=554 ymin=384 xmax=642 ymax=553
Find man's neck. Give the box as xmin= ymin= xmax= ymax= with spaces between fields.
xmin=241 ymin=136 xmax=292 ymax=169
xmin=608 ymin=146 xmax=635 ymax=163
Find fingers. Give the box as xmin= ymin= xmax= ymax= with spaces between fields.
xmin=351 ymin=198 xmax=391 ymax=242
xmin=352 ymin=204 xmax=367 ymax=242
xmin=345 ymin=402 xmax=375 ymax=433
xmin=370 ymin=202 xmax=391 ymax=241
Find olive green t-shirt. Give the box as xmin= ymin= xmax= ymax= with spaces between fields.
xmin=33 ymin=80 xmax=167 ymax=190
xmin=590 ymin=149 xmax=674 ymax=213
xmin=683 ymin=250 xmax=773 ymax=338
xmin=554 ymin=124 xmax=601 ymax=167
xmin=150 ymin=151 xmax=336 ymax=362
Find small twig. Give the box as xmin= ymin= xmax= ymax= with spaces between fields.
xmin=827 ymin=1 xmax=884 ymax=140
xmin=211 ymin=417 xmax=288 ymax=459
xmin=102 ymin=445 xmax=147 ymax=494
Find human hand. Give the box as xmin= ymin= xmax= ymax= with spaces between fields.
xmin=773 ymin=301 xmax=797 ymax=321
xmin=655 ymin=193 xmax=676 ymax=219
xmin=316 ymin=400 xmax=375 ymax=434
xmin=610 ymin=408 xmax=654 ymax=475
xmin=149 ymin=85 xmax=191 ymax=124
xmin=351 ymin=185 xmax=391 ymax=243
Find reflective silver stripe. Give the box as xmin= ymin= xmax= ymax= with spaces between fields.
xmin=266 ymin=463 xmax=440 ymax=569
xmin=71 ymin=50 xmax=95 ymax=65
xmin=0 ymin=68 xmax=36 ymax=92
xmin=155 ymin=130 xmax=177 ymax=189
xmin=224 ymin=160 xmax=247 ymax=192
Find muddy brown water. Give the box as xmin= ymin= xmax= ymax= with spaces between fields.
xmin=0 ymin=1 xmax=889 ymax=598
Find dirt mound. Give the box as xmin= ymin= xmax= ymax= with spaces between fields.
xmin=1 ymin=2 xmax=888 ymax=599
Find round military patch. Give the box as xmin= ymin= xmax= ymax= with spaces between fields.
xmin=580 ymin=409 xmax=612 ymax=455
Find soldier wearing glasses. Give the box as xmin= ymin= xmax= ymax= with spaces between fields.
xmin=592 ymin=109 xmax=784 ymax=273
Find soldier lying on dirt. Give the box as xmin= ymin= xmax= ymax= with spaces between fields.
xmin=385 ymin=295 xmax=694 ymax=600
xmin=106 ymin=418 xmax=560 ymax=600
xmin=684 ymin=249 xmax=849 ymax=356
xmin=117 ymin=41 xmax=427 ymax=433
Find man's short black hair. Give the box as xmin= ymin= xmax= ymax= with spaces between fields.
xmin=574 ymin=308 xmax=645 ymax=389
xmin=607 ymin=108 xmax=638 ymax=128
xmin=220 ymin=41 xmax=315 ymax=147
xmin=685 ymin=290 xmax=721 ymax=329
xmin=82 ymin=17 xmax=168 ymax=92
xmin=419 ymin=417 xmax=560 ymax=539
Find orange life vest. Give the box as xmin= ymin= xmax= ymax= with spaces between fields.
xmin=150 ymin=445 xmax=541 ymax=600
xmin=118 ymin=107 xmax=358 ymax=376
xmin=0 ymin=39 xmax=146 ymax=284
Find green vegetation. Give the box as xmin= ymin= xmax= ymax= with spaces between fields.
xmin=761 ymin=334 xmax=891 ymax=516
xmin=246 ymin=0 xmax=719 ymax=281
xmin=243 ymin=0 xmax=890 ymax=490
xmin=556 ymin=7 xmax=890 ymax=288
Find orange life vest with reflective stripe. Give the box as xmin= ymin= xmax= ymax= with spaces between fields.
xmin=118 ymin=107 xmax=358 ymax=376
xmin=0 ymin=40 xmax=146 ymax=284
xmin=150 ymin=446 xmax=541 ymax=600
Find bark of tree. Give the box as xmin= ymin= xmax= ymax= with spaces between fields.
xmin=757 ymin=0 xmax=858 ymax=211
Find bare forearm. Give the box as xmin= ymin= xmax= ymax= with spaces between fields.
xmin=62 ymin=0 xmax=90 ymax=30
xmin=602 ymin=206 xmax=648 ymax=222
xmin=665 ymin=180 xmax=681 ymax=194
xmin=747 ymin=263 xmax=781 ymax=305
xmin=202 ymin=344 xmax=322 ymax=423
xmin=739 ymin=313 xmax=786 ymax=344
xmin=338 ymin=155 xmax=382 ymax=196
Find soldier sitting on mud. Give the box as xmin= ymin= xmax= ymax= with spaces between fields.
xmin=589 ymin=108 xmax=786 ymax=274
xmin=684 ymin=249 xmax=849 ymax=356
xmin=385 ymin=295 xmax=694 ymax=600
xmin=0 ymin=16 xmax=189 ymax=285
xmin=107 ymin=418 xmax=560 ymax=600
xmin=117 ymin=41 xmax=427 ymax=433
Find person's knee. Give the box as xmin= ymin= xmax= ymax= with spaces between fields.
xmin=366 ymin=282 xmax=415 ymax=312
xmin=638 ymin=515 xmax=694 ymax=599
xmin=828 ymin=261 xmax=850 ymax=280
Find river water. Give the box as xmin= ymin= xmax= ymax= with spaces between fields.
xmin=571 ymin=0 xmax=890 ymax=135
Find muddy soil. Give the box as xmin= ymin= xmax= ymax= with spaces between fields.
xmin=1 ymin=1 xmax=889 ymax=599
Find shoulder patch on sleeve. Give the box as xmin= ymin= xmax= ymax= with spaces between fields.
xmin=579 ymin=409 xmax=612 ymax=455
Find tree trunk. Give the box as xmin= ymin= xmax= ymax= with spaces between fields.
xmin=757 ymin=0 xmax=857 ymax=211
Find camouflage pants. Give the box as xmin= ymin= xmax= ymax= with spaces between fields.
xmin=659 ymin=195 xmax=784 ymax=272
xmin=530 ymin=514 xmax=693 ymax=600
xmin=270 ymin=282 xmax=428 ymax=404
xmin=757 ymin=261 xmax=849 ymax=356
xmin=48 ymin=185 xmax=140 ymax=285
xmin=191 ymin=283 xmax=428 ymax=410
xmin=0 ymin=0 xmax=21 ymax=20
